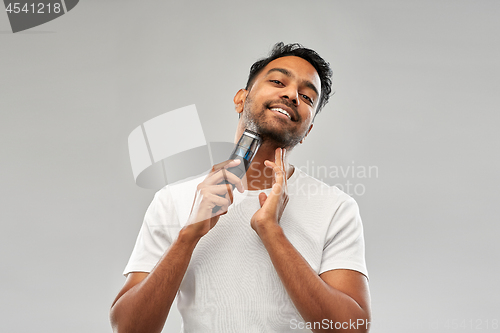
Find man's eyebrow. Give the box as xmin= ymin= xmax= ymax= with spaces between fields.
xmin=266 ymin=67 xmax=293 ymax=78
xmin=265 ymin=67 xmax=319 ymax=98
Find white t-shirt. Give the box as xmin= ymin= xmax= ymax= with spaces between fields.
xmin=124 ymin=167 xmax=368 ymax=333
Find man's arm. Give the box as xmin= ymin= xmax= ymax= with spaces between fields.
xmin=258 ymin=226 xmax=371 ymax=332
xmin=251 ymin=148 xmax=371 ymax=332
xmin=110 ymin=229 xmax=200 ymax=333
xmin=110 ymin=160 xmax=244 ymax=333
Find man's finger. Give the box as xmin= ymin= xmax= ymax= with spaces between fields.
xmin=208 ymin=159 xmax=241 ymax=177
xmin=264 ymin=160 xmax=285 ymax=186
xmin=206 ymin=168 xmax=244 ymax=191
xmin=282 ymin=148 xmax=287 ymax=187
xmin=207 ymin=184 xmax=237 ymax=196
xmin=275 ymin=148 xmax=281 ymax=169
xmin=224 ymin=179 xmax=234 ymax=204
xmin=258 ymin=192 xmax=267 ymax=207
xmin=206 ymin=192 xmax=231 ymax=208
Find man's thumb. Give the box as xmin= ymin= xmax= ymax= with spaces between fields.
xmin=258 ymin=192 xmax=267 ymax=207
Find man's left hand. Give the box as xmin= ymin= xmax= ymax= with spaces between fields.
xmin=251 ymin=148 xmax=289 ymax=235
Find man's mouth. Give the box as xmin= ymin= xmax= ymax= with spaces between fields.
xmin=269 ymin=107 xmax=292 ymax=120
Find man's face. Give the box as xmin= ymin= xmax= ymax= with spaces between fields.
xmin=240 ymin=56 xmax=321 ymax=149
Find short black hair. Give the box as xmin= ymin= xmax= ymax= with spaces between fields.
xmin=245 ymin=42 xmax=333 ymax=116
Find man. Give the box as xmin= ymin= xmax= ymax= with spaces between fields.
xmin=110 ymin=43 xmax=371 ymax=333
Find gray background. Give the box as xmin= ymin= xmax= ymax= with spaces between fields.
xmin=1 ymin=0 xmax=499 ymax=332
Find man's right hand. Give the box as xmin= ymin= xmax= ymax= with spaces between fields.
xmin=110 ymin=160 xmax=245 ymax=333
xmin=184 ymin=159 xmax=244 ymax=239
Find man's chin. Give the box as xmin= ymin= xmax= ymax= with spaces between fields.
xmin=256 ymin=127 xmax=301 ymax=149
xmin=243 ymin=112 xmax=301 ymax=147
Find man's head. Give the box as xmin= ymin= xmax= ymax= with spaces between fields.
xmin=234 ymin=43 xmax=333 ymax=149
xmin=246 ymin=42 xmax=333 ymax=116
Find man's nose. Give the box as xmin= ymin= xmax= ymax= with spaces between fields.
xmin=280 ymin=85 xmax=299 ymax=106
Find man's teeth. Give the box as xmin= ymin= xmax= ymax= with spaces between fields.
xmin=270 ymin=108 xmax=291 ymax=120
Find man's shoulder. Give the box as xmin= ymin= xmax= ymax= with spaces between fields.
xmin=151 ymin=172 xmax=208 ymax=226
xmin=156 ymin=171 xmax=207 ymax=197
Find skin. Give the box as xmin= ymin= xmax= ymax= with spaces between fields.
xmin=110 ymin=56 xmax=371 ymax=332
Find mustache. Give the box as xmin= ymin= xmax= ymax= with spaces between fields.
xmin=264 ymin=99 xmax=299 ymax=121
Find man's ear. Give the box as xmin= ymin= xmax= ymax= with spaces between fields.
xmin=234 ymin=89 xmax=248 ymax=115
xmin=300 ymin=123 xmax=314 ymax=144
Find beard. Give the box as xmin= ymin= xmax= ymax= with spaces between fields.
xmin=242 ymin=94 xmax=305 ymax=149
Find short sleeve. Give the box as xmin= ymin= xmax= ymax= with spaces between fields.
xmin=319 ymin=196 xmax=368 ymax=279
xmin=123 ymin=186 xmax=181 ymax=276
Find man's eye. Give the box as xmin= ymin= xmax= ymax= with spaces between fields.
xmin=302 ymin=94 xmax=313 ymax=104
xmin=270 ymin=80 xmax=283 ymax=85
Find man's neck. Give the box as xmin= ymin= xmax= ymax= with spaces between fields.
xmin=242 ymin=142 xmax=294 ymax=191
xmin=234 ymin=123 xmax=295 ymax=191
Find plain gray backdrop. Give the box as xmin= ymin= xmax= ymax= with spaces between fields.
xmin=1 ymin=1 xmax=499 ymax=332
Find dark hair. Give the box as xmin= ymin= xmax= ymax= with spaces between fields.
xmin=245 ymin=42 xmax=333 ymax=116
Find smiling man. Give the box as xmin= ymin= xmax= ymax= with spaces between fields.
xmin=110 ymin=43 xmax=371 ymax=333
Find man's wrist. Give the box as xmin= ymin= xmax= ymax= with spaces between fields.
xmin=177 ymin=226 xmax=203 ymax=247
xmin=255 ymin=220 xmax=283 ymax=239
